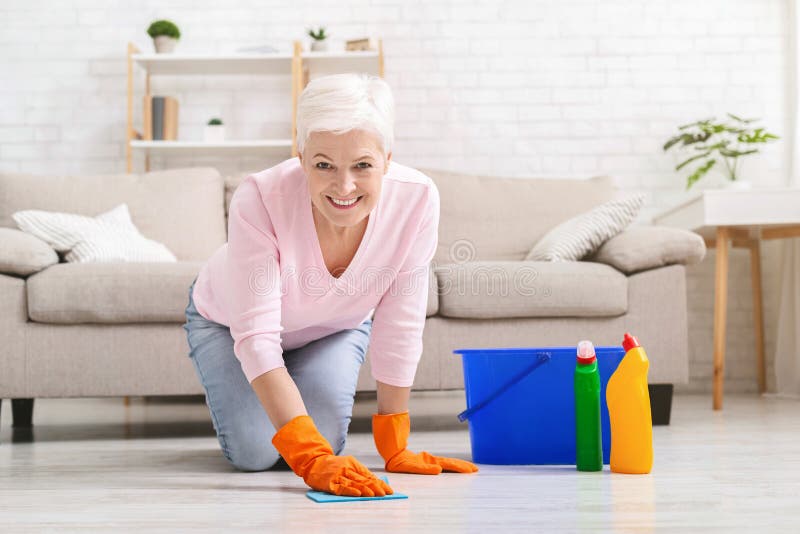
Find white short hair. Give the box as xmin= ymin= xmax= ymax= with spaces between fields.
xmin=296 ymin=73 xmax=395 ymax=156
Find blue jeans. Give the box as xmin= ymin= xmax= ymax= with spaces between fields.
xmin=182 ymin=277 xmax=373 ymax=472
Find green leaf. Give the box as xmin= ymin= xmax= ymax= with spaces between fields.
xmin=663 ymin=135 xmax=684 ymax=151
xmin=686 ymin=159 xmax=716 ymax=190
xmin=664 ymin=131 xmax=711 ymax=151
xmin=676 ymin=152 xmax=712 ymax=171
xmin=727 ymin=112 xmax=758 ymax=124
xmin=679 ymin=117 xmax=715 ymax=130
xmin=738 ymin=129 xmax=781 ymax=143
xmin=721 ymin=125 xmax=746 ymax=134
xmin=719 ymin=147 xmax=759 ymax=157
xmin=693 ymin=140 xmax=729 ymax=151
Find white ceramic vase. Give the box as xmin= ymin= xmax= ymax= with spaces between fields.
xmin=310 ymin=40 xmax=328 ymax=52
xmin=204 ymin=125 xmax=225 ymax=143
xmin=153 ymin=35 xmax=177 ymax=53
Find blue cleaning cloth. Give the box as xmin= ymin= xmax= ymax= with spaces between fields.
xmin=306 ymin=475 xmax=408 ymax=503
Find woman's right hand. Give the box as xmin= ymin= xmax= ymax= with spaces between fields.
xmin=304 ymin=453 xmax=393 ymax=497
xmin=272 ymin=414 xmax=393 ymax=497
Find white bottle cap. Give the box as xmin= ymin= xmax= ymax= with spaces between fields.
xmin=577 ymin=340 xmax=596 ymax=363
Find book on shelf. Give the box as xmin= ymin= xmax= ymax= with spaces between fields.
xmin=143 ymin=94 xmax=152 ymax=140
xmin=142 ymin=95 xmax=179 ymax=141
xmin=153 ymin=97 xmax=164 ymax=140
xmin=163 ymin=96 xmax=178 ymax=140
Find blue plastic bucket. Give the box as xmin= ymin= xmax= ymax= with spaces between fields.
xmin=453 ymin=346 xmax=624 ymax=465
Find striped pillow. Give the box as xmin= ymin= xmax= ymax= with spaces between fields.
xmin=525 ymin=194 xmax=645 ymax=262
xmin=11 ymin=203 xmax=176 ymax=263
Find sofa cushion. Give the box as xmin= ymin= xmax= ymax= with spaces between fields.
xmin=416 ymin=168 xmax=617 ymax=264
xmin=0 ymin=167 xmax=226 ymax=261
xmin=588 ymin=225 xmax=707 ymax=274
xmin=0 ymin=227 xmax=58 ymax=276
xmin=26 ymin=261 xmax=204 ymax=324
xmin=434 ymin=260 xmax=627 ymax=319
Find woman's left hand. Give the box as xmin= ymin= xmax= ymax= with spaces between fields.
xmin=372 ymin=411 xmax=479 ymax=474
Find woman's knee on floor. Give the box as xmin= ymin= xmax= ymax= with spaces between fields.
xmin=218 ymin=417 xmax=282 ymax=472
xmin=224 ymin=439 xmax=283 ymax=472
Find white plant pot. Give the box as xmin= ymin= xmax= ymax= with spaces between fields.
xmin=153 ymin=35 xmax=177 ymax=53
xmin=311 ymin=40 xmax=328 ymax=52
xmin=204 ymin=125 xmax=225 ymax=143
xmin=725 ymin=179 xmax=752 ymax=190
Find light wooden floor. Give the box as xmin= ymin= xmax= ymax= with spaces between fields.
xmin=1 ymin=392 xmax=797 ymax=532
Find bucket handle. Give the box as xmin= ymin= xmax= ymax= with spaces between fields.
xmin=457 ymin=352 xmax=552 ymax=423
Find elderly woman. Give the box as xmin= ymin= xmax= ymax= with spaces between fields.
xmin=182 ymin=72 xmax=478 ymax=497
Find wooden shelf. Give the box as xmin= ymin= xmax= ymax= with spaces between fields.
xmin=126 ymin=39 xmax=384 ymax=172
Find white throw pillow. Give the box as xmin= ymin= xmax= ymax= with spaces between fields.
xmin=11 ymin=203 xmax=176 ymax=263
xmin=525 ymin=194 xmax=645 ymax=262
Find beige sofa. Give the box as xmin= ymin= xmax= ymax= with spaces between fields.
xmin=0 ymin=165 xmax=701 ymax=429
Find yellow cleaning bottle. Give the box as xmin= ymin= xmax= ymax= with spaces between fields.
xmin=606 ymin=332 xmax=653 ymax=474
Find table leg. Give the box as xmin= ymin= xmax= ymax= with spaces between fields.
xmin=713 ymin=227 xmax=730 ymax=410
xmin=749 ymin=239 xmax=766 ymax=393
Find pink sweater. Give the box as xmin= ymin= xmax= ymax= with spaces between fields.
xmin=191 ymin=157 xmax=440 ymax=388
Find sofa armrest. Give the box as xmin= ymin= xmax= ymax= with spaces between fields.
xmin=0 ymin=227 xmax=59 ymax=277
xmin=0 ymin=272 xmax=28 ymax=396
xmin=587 ymin=225 xmax=706 ymax=274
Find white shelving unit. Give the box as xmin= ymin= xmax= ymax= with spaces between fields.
xmin=126 ymin=40 xmax=384 ymax=172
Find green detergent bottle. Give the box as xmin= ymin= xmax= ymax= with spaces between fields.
xmin=575 ymin=340 xmax=603 ymax=471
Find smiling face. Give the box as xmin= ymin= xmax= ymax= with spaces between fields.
xmin=298 ymin=129 xmax=391 ymax=233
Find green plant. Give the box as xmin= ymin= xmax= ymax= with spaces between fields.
xmin=663 ymin=113 xmax=780 ymax=190
xmin=147 ymin=20 xmax=181 ymax=40
xmin=307 ymin=27 xmax=328 ymax=41
xmin=207 ymin=118 xmax=223 ymax=126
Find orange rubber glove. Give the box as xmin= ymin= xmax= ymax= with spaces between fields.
xmin=372 ymin=411 xmax=479 ymax=475
xmin=272 ymin=414 xmax=393 ymax=497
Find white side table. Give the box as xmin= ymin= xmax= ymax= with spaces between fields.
xmin=653 ymin=188 xmax=800 ymax=410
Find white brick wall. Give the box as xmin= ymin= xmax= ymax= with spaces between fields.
xmin=1 ymin=0 xmax=791 ymax=392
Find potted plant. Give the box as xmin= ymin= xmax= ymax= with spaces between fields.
xmin=663 ymin=113 xmax=780 ymax=190
xmin=147 ymin=19 xmax=181 ymax=54
xmin=204 ymin=118 xmax=225 ymax=143
xmin=307 ymin=27 xmax=329 ymax=51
